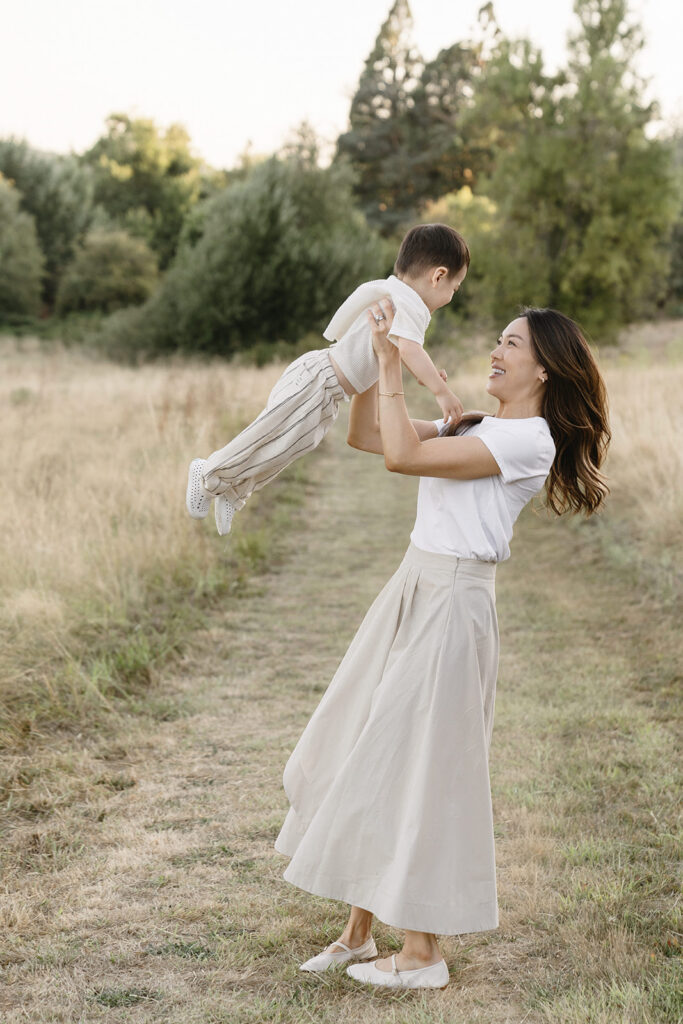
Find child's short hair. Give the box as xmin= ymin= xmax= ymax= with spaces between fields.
xmin=394 ymin=223 xmax=470 ymax=278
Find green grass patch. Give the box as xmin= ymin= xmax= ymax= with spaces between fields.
xmin=534 ymin=959 xmax=682 ymax=1023
xmin=0 ymin=459 xmax=309 ymax=751
xmin=91 ymin=986 xmax=161 ymax=1007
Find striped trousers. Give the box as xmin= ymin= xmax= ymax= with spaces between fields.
xmin=201 ymin=349 xmax=347 ymax=509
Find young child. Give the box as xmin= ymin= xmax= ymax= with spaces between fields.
xmin=186 ymin=223 xmax=469 ymax=535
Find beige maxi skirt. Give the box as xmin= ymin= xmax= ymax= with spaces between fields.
xmin=274 ymin=541 xmax=500 ymax=936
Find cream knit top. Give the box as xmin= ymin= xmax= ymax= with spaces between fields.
xmin=322 ymin=275 xmax=431 ymax=393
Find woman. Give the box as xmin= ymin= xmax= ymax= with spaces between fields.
xmin=274 ymin=300 xmax=610 ymax=990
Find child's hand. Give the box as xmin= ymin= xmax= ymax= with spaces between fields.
xmin=437 ymin=386 xmax=464 ymax=426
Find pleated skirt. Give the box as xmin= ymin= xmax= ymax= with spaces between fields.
xmin=274 ymin=541 xmax=500 ymax=936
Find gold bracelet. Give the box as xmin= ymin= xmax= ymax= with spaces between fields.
xmin=378 ymin=391 xmax=405 ymax=397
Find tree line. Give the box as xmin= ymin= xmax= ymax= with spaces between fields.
xmin=1 ymin=0 xmax=680 ymax=356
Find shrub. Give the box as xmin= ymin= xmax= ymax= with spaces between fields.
xmin=55 ymin=230 xmax=158 ymax=314
xmin=97 ymin=151 xmax=385 ymax=360
xmin=0 ymin=176 xmax=44 ymax=319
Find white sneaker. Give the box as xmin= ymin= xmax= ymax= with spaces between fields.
xmin=186 ymin=458 xmax=212 ymax=519
xmin=299 ymin=935 xmax=378 ymax=973
xmin=346 ymin=953 xmax=449 ymax=989
xmin=215 ymin=493 xmax=238 ymax=536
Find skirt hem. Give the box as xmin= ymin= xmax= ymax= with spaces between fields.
xmin=277 ymin=854 xmax=500 ymax=936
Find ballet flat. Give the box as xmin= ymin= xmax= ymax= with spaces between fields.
xmin=299 ymin=935 xmax=378 ymax=972
xmin=346 ymin=953 xmax=449 ymax=989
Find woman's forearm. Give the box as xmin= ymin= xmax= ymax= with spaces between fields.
xmin=376 ymin=352 xmax=422 ymax=472
xmin=347 ymin=382 xmax=383 ymax=453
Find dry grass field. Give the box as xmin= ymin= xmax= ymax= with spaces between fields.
xmin=0 ymin=340 xmax=298 ymax=747
xmin=1 ymin=321 xmax=681 ymax=1023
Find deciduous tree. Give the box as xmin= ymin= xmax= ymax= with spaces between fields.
xmin=81 ymin=114 xmax=203 ymax=269
xmin=472 ymin=0 xmax=677 ymax=334
xmin=0 ymin=138 xmax=95 ymax=306
xmin=335 ymin=0 xmax=423 ymax=233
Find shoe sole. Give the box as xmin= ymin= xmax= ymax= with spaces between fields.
xmin=186 ymin=459 xmax=211 ymax=519
xmin=346 ymin=961 xmax=449 ymax=989
xmin=215 ymin=495 xmax=236 ymax=536
xmin=351 ymin=979 xmax=449 ymax=989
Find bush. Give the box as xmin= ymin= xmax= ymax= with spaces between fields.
xmin=55 ymin=230 xmax=158 ymax=314
xmin=0 ymin=176 xmax=44 ymax=319
xmin=97 ymin=151 xmax=385 ymax=360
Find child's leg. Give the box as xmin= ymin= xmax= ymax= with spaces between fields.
xmin=202 ymin=350 xmax=345 ymax=509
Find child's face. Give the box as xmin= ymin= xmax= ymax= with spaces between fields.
xmin=431 ymin=265 xmax=467 ymax=310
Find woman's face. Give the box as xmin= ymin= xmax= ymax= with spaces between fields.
xmin=486 ymin=316 xmax=547 ymax=402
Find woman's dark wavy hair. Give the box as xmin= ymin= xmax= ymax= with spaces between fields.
xmin=522 ymin=307 xmax=610 ymax=516
xmin=440 ymin=307 xmax=610 ymax=515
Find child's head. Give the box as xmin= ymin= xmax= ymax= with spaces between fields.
xmin=394 ymin=223 xmax=469 ymax=311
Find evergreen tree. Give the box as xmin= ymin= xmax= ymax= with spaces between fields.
xmin=336 ymin=2 xmax=546 ymax=231
xmin=335 ymin=0 xmax=422 ymax=233
xmin=406 ymin=42 xmax=480 ymax=203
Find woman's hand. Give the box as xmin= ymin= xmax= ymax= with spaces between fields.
xmin=366 ymin=298 xmax=398 ymax=360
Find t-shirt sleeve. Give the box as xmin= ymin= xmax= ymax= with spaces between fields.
xmin=387 ymin=305 xmax=426 ymax=347
xmin=433 ymin=416 xmax=478 ymax=437
xmin=478 ymin=425 xmax=556 ymax=484
xmin=322 ymin=280 xmax=386 ymax=341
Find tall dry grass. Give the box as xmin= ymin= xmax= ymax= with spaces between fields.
xmin=1 ymin=323 xmax=680 ymax=745
xmin=590 ymin=325 xmax=683 ymax=605
xmin=0 ymin=337 xmax=291 ymax=742
xmin=599 ymin=361 xmax=683 ymax=561
xmin=447 ymin=320 xmax=683 ymax=599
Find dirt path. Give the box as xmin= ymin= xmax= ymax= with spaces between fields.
xmin=3 ymin=407 xmax=678 ymax=1024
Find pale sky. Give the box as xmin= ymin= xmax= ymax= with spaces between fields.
xmin=3 ymin=0 xmax=681 ymax=170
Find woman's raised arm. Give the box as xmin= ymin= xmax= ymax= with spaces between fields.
xmin=367 ymin=299 xmax=501 ymax=480
xmin=347 ymin=379 xmax=440 ymax=455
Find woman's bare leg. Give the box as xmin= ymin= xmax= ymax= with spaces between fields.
xmin=325 ymin=905 xmax=374 ymax=953
xmin=324 ymin=909 xmax=444 ymax=972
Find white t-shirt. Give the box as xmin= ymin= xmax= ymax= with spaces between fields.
xmin=410 ymin=415 xmax=556 ymax=562
xmin=322 ymin=275 xmax=431 ymax=393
